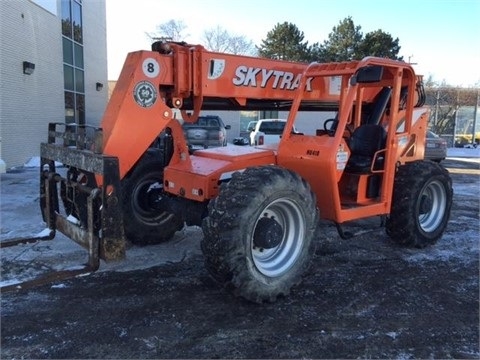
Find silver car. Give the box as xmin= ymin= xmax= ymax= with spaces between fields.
xmin=425 ymin=130 xmax=447 ymax=162
xmin=182 ymin=115 xmax=231 ymax=149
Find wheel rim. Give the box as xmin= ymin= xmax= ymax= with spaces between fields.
xmin=132 ymin=177 xmax=172 ymax=224
xmin=417 ymin=179 xmax=447 ymax=233
xmin=251 ymin=198 xmax=306 ymax=277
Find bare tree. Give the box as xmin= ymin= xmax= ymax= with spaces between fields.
xmin=146 ymin=19 xmax=189 ymax=42
xmin=202 ymin=26 xmax=256 ymax=55
xmin=229 ymin=35 xmax=258 ymax=56
xmin=202 ymin=26 xmax=230 ymax=52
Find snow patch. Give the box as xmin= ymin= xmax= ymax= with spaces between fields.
xmin=66 ymin=215 xmax=80 ymax=225
xmin=24 ymin=157 xmax=42 ymax=168
xmin=386 ymin=331 xmax=399 ymax=340
xmin=447 ymin=147 xmax=480 ymax=158
xmin=24 ymin=156 xmax=64 ymax=168
xmin=36 ymin=228 xmax=54 ymax=238
xmin=51 ymin=283 xmax=68 ymax=289
xmin=0 ymin=279 xmax=23 ymax=288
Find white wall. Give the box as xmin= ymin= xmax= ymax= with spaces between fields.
xmin=0 ymin=0 xmax=107 ymax=169
xmin=0 ymin=0 xmax=64 ymax=169
xmin=82 ymin=0 xmax=108 ymax=126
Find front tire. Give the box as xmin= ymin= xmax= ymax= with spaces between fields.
xmin=386 ymin=160 xmax=453 ymax=248
xmin=122 ymin=152 xmax=183 ymax=245
xmin=201 ymin=166 xmax=318 ymax=303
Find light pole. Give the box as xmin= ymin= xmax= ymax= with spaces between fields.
xmin=472 ymin=90 xmax=479 ymax=146
xmin=408 ymin=55 xmax=418 ymax=65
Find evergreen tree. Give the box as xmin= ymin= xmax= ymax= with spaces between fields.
xmin=307 ymin=42 xmax=325 ymax=63
xmin=357 ymin=30 xmax=403 ymax=60
xmin=310 ymin=17 xmax=403 ymax=62
xmin=257 ymin=22 xmax=310 ymax=62
xmin=319 ymin=17 xmax=363 ymax=62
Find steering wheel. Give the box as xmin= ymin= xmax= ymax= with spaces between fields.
xmin=323 ymin=118 xmax=353 ymax=138
xmin=323 ymin=118 xmax=338 ymax=137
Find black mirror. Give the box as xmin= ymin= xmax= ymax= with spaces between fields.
xmin=351 ymin=65 xmax=383 ymax=85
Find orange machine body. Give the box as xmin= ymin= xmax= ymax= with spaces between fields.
xmin=99 ymin=43 xmax=429 ymax=225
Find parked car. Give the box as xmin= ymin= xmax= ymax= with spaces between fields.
xmin=425 ymin=130 xmax=447 ymax=162
xmin=249 ymin=119 xmax=287 ymax=146
xmin=182 ymin=115 xmax=231 ymax=149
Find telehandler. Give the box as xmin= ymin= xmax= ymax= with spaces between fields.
xmin=37 ymin=41 xmax=452 ymax=303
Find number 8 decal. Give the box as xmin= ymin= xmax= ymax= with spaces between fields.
xmin=142 ymin=58 xmax=160 ymax=78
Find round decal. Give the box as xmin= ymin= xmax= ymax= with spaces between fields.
xmin=142 ymin=58 xmax=160 ymax=78
xmin=133 ymin=81 xmax=157 ymax=108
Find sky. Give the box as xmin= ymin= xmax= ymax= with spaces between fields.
xmin=105 ymin=0 xmax=480 ymax=87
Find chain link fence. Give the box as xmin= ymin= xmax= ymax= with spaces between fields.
xmin=425 ymin=87 xmax=479 ymax=147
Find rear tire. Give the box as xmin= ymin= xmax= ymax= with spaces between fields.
xmin=201 ymin=166 xmax=318 ymax=303
xmin=122 ymin=151 xmax=183 ymax=245
xmin=386 ymin=160 xmax=452 ymax=248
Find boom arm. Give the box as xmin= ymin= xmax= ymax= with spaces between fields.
xmin=101 ymin=41 xmax=345 ymax=179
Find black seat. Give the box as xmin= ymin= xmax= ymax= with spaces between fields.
xmin=344 ymin=124 xmax=386 ymax=173
xmin=345 ymin=87 xmax=391 ymax=173
xmin=364 ymin=87 xmax=392 ymax=125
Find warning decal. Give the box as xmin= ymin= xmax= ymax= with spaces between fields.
xmin=133 ymin=81 xmax=157 ymax=108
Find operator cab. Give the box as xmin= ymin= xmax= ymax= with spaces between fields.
xmin=344 ymin=86 xmax=391 ymax=174
xmin=278 ymin=61 xmax=424 ymax=223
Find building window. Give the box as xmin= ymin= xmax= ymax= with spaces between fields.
xmin=72 ymin=0 xmax=83 ymax=43
xmin=61 ymin=0 xmax=72 ymax=38
xmin=62 ymin=0 xmax=84 ymax=125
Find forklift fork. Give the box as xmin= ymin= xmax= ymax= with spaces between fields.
xmin=0 ymin=123 xmax=127 ymax=292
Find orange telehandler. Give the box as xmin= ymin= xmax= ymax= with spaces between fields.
xmin=37 ymin=41 xmax=452 ymax=303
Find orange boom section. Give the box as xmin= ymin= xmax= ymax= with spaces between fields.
xmin=100 ymin=43 xmax=341 ymax=180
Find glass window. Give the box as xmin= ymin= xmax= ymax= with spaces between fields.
xmin=260 ymin=110 xmax=279 ymax=119
xmin=72 ymin=1 xmax=82 ymax=43
xmin=76 ymin=94 xmax=85 ymax=125
xmin=75 ymin=69 xmax=84 ymax=92
xmin=62 ymin=0 xmax=85 ymax=125
xmin=259 ymin=121 xmax=286 ymax=134
xmin=239 ymin=111 xmax=258 ymax=132
xmin=63 ymin=65 xmax=74 ymax=91
xmin=61 ymin=0 xmax=72 ymax=38
xmin=64 ymin=91 xmax=75 ymax=123
xmin=74 ymin=43 xmax=83 ymax=68
xmin=62 ymin=37 xmax=73 ymax=65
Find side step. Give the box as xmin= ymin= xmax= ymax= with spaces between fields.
xmin=335 ymin=216 xmax=386 ymax=240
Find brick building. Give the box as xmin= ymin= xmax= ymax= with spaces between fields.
xmin=0 ymin=0 xmax=108 ymax=171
